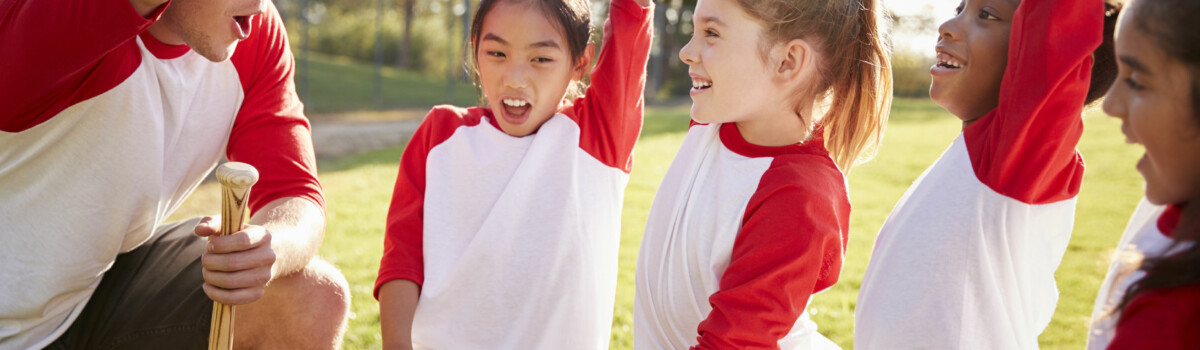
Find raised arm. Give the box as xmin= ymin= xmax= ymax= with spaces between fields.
xmin=0 ymin=0 xmax=167 ymax=131
xmin=564 ymin=0 xmax=653 ymax=173
xmin=963 ymin=0 xmax=1103 ymax=204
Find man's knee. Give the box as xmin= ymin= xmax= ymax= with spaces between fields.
xmin=273 ymin=257 xmax=351 ymax=322
xmin=239 ymin=258 xmax=350 ymax=349
xmin=293 ymin=258 xmax=351 ymax=314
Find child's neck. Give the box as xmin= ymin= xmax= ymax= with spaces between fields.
xmin=734 ymin=106 xmax=814 ymax=147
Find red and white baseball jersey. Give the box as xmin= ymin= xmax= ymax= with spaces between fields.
xmin=0 ymin=1 xmax=322 ymax=348
xmin=854 ymin=0 xmax=1102 ymax=348
xmin=1087 ymin=200 xmax=1200 ymax=349
xmin=634 ymin=123 xmax=851 ymax=349
xmin=372 ymin=0 xmax=652 ymax=348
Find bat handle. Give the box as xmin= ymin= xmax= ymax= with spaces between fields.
xmin=216 ymin=162 xmax=259 ymax=236
xmin=210 ymin=162 xmax=259 ymax=350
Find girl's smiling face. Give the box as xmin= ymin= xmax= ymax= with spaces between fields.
xmin=1103 ymin=8 xmax=1200 ymax=206
xmin=929 ymin=0 xmax=1018 ymax=122
xmin=475 ymin=0 xmax=588 ymax=137
xmin=678 ymin=0 xmax=785 ymax=126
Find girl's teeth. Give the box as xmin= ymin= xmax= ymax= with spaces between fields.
xmin=937 ymin=59 xmax=962 ymax=68
xmin=502 ymin=99 xmax=529 ymax=107
xmin=691 ymin=80 xmax=712 ymax=89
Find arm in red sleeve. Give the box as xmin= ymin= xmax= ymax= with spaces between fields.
xmin=963 ymin=0 xmax=1103 ymax=204
xmin=563 ymin=0 xmax=653 ymax=173
xmin=693 ymin=161 xmax=850 ymax=349
xmin=0 ymin=0 xmax=164 ymax=131
xmin=226 ymin=3 xmax=323 ymax=215
xmin=1108 ymin=286 xmax=1200 ymax=350
xmin=374 ymin=119 xmax=431 ymax=298
xmin=374 ymin=106 xmax=475 ymax=298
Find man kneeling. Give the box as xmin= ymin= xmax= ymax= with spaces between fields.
xmin=0 ymin=0 xmax=350 ymax=348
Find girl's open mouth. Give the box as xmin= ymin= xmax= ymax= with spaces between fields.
xmin=931 ymin=51 xmax=963 ymax=74
xmin=501 ymin=98 xmax=532 ymax=123
xmin=690 ymin=79 xmax=712 ymax=95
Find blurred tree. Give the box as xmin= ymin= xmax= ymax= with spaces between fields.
xmin=397 ymin=0 xmax=415 ymax=69
xmin=886 ymin=7 xmax=938 ymax=97
xmin=644 ymin=0 xmax=695 ymax=102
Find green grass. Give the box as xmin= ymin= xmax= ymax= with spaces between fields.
xmin=295 ymin=53 xmax=480 ymax=114
xmin=171 ymin=99 xmax=1145 ymax=349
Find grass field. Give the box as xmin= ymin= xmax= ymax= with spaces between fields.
xmin=295 ymin=53 xmax=480 ymax=114
xmin=171 ymin=98 xmax=1145 ymax=349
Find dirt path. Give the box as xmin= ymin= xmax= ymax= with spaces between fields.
xmin=310 ymin=119 xmax=421 ymax=160
xmin=197 ymin=111 xmax=422 ymax=185
xmin=307 ymin=109 xmax=428 ymax=160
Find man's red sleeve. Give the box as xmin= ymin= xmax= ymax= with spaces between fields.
xmin=226 ymin=3 xmax=324 ymax=214
xmin=0 ymin=0 xmax=164 ymax=131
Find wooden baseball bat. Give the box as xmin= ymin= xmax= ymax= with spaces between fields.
xmin=210 ymin=162 xmax=259 ymax=350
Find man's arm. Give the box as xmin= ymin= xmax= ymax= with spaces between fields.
xmin=197 ymin=3 xmax=325 ymax=304
xmin=194 ymin=196 xmax=325 ymax=304
xmin=250 ymin=197 xmax=325 ymax=278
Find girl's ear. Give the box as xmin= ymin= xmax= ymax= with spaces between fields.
xmin=774 ymin=38 xmax=817 ymax=86
xmin=572 ymin=43 xmax=596 ymax=81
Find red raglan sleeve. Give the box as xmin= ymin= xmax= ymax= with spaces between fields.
xmin=0 ymin=0 xmax=161 ymax=132
xmin=563 ymin=0 xmax=653 ymax=173
xmin=374 ymin=106 xmax=470 ymax=298
xmin=693 ymin=160 xmax=851 ymax=349
xmin=226 ymin=3 xmax=324 ymax=215
xmin=962 ymin=0 xmax=1103 ymax=204
xmin=1108 ymin=286 xmax=1200 ymax=350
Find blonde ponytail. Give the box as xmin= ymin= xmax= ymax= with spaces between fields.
xmin=734 ymin=0 xmax=892 ymax=170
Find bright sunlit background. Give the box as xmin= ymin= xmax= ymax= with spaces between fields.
xmin=884 ymin=0 xmax=958 ymax=55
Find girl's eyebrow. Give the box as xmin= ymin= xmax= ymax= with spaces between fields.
xmin=1120 ymin=55 xmax=1153 ymax=76
xmin=482 ymin=33 xmax=562 ymax=51
xmin=529 ymin=40 xmax=562 ymax=50
xmin=696 ymin=16 xmax=724 ymax=26
xmin=482 ymin=33 xmax=509 ymax=45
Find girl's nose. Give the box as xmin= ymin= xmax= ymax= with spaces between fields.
xmin=503 ymin=65 xmax=530 ymax=89
xmin=679 ymin=36 xmax=700 ymax=65
xmin=1102 ymin=84 xmax=1128 ymax=121
xmin=937 ymin=15 xmax=962 ymax=42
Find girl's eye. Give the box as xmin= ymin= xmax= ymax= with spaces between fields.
xmin=978 ymin=9 xmax=1000 ymax=20
xmin=486 ymin=51 xmax=506 ymax=58
xmin=705 ymin=29 xmax=719 ymax=38
xmin=1125 ymin=77 xmax=1145 ymax=91
xmin=533 ymin=57 xmax=553 ymax=63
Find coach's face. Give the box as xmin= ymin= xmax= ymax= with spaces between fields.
xmin=148 ymin=0 xmax=268 ymax=62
